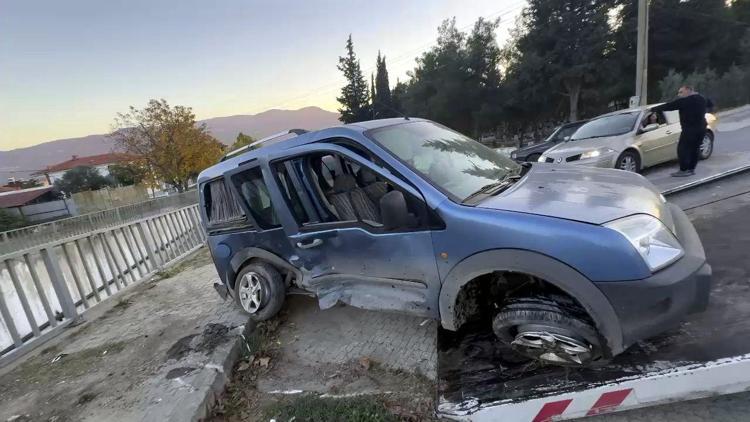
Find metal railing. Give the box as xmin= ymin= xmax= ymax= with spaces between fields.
xmin=0 ymin=204 xmax=206 ymax=364
xmin=0 ymin=191 xmax=198 ymax=257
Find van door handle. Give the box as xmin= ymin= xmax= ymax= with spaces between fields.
xmin=665 ymin=130 xmax=673 ymax=135
xmin=297 ymin=238 xmax=323 ymax=249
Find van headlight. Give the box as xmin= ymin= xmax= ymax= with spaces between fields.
xmin=605 ymin=214 xmax=684 ymax=272
xmin=581 ymin=147 xmax=615 ymax=160
xmin=537 ymin=155 xmax=546 ymax=162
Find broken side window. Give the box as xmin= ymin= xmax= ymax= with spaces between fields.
xmin=204 ymin=178 xmax=246 ymax=227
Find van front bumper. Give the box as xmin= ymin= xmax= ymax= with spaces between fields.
xmin=594 ymin=203 xmax=711 ymax=349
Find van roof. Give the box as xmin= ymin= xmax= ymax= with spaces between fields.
xmin=197 ymin=117 xmax=422 ymax=183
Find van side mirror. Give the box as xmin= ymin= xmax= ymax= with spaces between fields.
xmin=641 ymin=123 xmax=659 ymax=133
xmin=380 ymin=190 xmax=412 ymax=230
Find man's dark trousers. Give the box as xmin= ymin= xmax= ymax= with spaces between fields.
xmin=678 ymin=126 xmax=706 ymax=171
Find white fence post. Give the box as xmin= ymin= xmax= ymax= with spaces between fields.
xmin=41 ymin=247 xmax=79 ymax=321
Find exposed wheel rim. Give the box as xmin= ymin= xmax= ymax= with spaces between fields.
xmin=238 ymin=272 xmax=264 ymax=313
xmin=618 ymin=155 xmax=637 ymax=172
xmin=511 ymin=327 xmax=593 ymax=365
xmin=700 ymin=134 xmax=713 ymax=158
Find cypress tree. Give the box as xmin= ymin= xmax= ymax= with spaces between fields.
xmin=336 ymin=35 xmax=370 ymax=123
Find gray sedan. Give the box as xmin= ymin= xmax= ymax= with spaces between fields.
xmin=538 ymin=105 xmax=717 ymax=172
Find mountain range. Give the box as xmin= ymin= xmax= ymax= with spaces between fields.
xmin=0 ymin=106 xmax=340 ymax=183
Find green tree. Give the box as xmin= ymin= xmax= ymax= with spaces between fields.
xmin=374 ymin=51 xmax=394 ymax=118
xmin=54 ymin=166 xmax=114 ymax=194
xmin=108 ymin=162 xmax=148 ymax=186
xmin=336 ymin=35 xmax=370 ymax=123
xmin=398 ymin=17 xmax=505 ymax=135
xmin=230 ymin=132 xmax=256 ymax=151
xmin=506 ymin=0 xmax=612 ymax=121
xmin=0 ymin=208 xmax=27 ymax=232
xmin=111 ymin=99 xmax=225 ymax=192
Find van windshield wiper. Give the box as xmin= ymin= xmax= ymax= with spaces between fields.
xmin=462 ymin=172 xmax=523 ymax=204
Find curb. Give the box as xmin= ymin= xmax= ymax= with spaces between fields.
xmin=187 ymin=319 xmax=255 ymax=422
xmin=661 ymin=164 xmax=750 ymax=196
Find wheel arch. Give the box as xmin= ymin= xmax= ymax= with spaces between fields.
xmin=228 ymin=247 xmax=301 ymax=290
xmin=438 ymin=249 xmax=624 ymax=355
xmin=619 ymin=147 xmax=642 ymax=169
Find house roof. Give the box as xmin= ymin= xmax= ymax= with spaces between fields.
xmin=38 ymin=153 xmax=137 ymax=174
xmin=0 ymin=186 xmax=54 ymax=208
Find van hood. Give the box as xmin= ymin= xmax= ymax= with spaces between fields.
xmin=478 ymin=164 xmax=673 ymax=227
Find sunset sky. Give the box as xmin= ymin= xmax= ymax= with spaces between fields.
xmin=0 ymin=0 xmax=524 ymax=150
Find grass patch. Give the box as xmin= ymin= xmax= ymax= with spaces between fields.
xmin=8 ymin=341 xmax=127 ymax=389
xmin=154 ymin=247 xmax=212 ymax=280
xmin=263 ymin=395 xmax=396 ymax=422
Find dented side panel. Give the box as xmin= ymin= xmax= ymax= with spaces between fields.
xmin=289 ymin=227 xmax=441 ymax=318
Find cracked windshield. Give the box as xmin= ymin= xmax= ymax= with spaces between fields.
xmin=2 ymin=0 xmax=750 ymax=421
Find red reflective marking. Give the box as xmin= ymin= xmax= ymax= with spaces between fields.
xmin=532 ymin=399 xmax=573 ymax=422
xmin=586 ymin=388 xmax=633 ymax=416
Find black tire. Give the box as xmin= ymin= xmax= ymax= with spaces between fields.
xmin=526 ymin=153 xmax=542 ymax=163
xmin=615 ymin=150 xmax=641 ymax=173
xmin=492 ymin=297 xmax=605 ymax=367
xmin=699 ymin=130 xmax=714 ymax=160
xmin=233 ymin=262 xmax=285 ymax=321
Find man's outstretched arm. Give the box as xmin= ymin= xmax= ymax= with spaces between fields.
xmin=652 ymin=97 xmax=687 ymax=113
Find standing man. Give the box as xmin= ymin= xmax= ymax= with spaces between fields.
xmin=652 ymin=85 xmax=714 ymax=177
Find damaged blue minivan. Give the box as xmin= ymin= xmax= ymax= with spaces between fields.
xmin=197 ymin=118 xmax=711 ymax=367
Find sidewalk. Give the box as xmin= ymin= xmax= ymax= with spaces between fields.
xmin=0 ymin=247 xmax=247 ymax=422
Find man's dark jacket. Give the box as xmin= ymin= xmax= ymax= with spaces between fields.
xmin=652 ymin=94 xmax=714 ymax=129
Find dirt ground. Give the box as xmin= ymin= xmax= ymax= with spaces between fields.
xmin=0 ymin=247 xmax=247 ymax=422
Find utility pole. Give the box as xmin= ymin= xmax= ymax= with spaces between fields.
xmin=634 ymin=0 xmax=649 ymax=107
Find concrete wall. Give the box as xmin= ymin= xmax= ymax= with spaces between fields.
xmin=72 ymin=185 xmax=149 ymax=215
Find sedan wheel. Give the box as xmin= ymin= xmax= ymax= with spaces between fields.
xmin=699 ymin=132 xmax=714 ymax=160
xmin=616 ymin=151 xmax=640 ymax=173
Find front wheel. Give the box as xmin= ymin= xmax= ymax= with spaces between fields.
xmin=492 ymin=297 xmax=605 ymax=367
xmin=234 ymin=262 xmax=285 ymax=321
xmin=615 ymin=150 xmax=641 ymax=173
xmin=699 ymin=131 xmax=714 ymax=160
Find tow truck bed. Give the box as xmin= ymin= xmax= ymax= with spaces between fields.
xmin=437 ymin=179 xmax=750 ymax=421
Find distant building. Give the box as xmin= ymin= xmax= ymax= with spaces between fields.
xmin=35 ymin=153 xmax=136 ymax=185
xmin=0 ymin=186 xmax=77 ymax=223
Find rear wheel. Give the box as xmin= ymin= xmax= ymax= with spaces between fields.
xmin=233 ymin=262 xmax=285 ymax=321
xmin=492 ymin=297 xmax=604 ymax=366
xmin=615 ymin=150 xmax=641 ymax=173
xmin=699 ymin=131 xmax=714 ymax=160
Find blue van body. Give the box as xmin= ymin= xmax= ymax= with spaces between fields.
xmin=197 ymin=118 xmax=710 ymax=364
